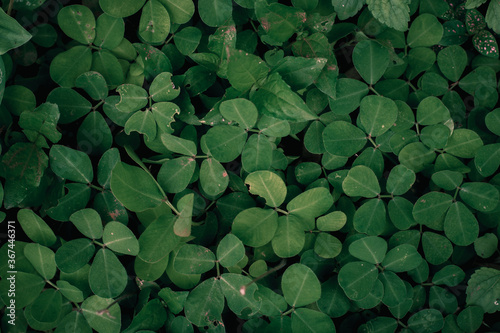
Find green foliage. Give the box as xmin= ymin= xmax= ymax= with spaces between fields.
xmin=1 ymin=0 xmax=500 ymax=331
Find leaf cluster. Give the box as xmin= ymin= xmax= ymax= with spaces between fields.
xmin=1 ymin=0 xmax=500 ymax=332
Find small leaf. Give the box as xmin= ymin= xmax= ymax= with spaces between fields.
xmin=110 ymin=162 xmax=164 ymax=212
xmin=30 ymin=289 xmax=62 ymax=323
xmin=382 ymin=244 xmax=422 ymax=272
xmin=56 ymin=280 xmax=84 ymax=303
xmin=349 ymin=236 xmax=387 ymax=264
xmin=99 ymin=0 xmax=146 ymax=18
xmin=0 ymin=272 xmax=44 ymax=309
xmin=50 ymin=145 xmax=93 ymax=183
xmin=245 ymin=170 xmax=287 ymax=207
xmin=217 ymin=234 xmax=245 ymax=268
xmin=219 ymin=98 xmax=258 ymax=129
xmin=338 ymin=261 xmax=378 ymax=301
xmin=431 ymin=170 xmax=463 ymax=190
xmin=353 ymin=199 xmax=387 ymax=236
xmin=272 ymin=215 xmax=305 ymax=258
xmin=359 ymin=95 xmax=398 ymax=137
xmin=444 ymin=201 xmax=479 ymax=246
xmin=0 ymin=8 xmax=33 ymax=55
xmin=17 ymin=209 xmax=56 ymax=246
xmin=161 ymin=133 xmax=197 ymax=156
xmin=184 ymin=277 xmax=224 ymax=327
xmin=323 ymin=121 xmax=367 ymax=157
xmin=445 ymin=129 xmax=484 ymax=158
xmin=287 ymin=187 xmax=333 ymax=219
xmin=473 ymin=30 xmax=499 ymax=58
xmin=204 ymin=125 xmax=247 ymax=163
xmin=416 ymin=96 xmax=451 ymax=126
xmin=353 ymin=40 xmax=390 ymax=85
xmin=174 ymin=26 xmax=202 ymax=55
xmin=291 ymin=308 xmax=336 ymax=333
xmin=457 ymin=306 xmax=484 ymax=333
xmin=138 ymin=214 xmax=179 ymax=263
xmin=94 ymin=14 xmax=125 ymax=50
xmin=139 ymin=0 xmax=171 ymax=44
xmin=199 ymin=158 xmax=229 ymax=197
xmin=232 ymin=207 xmax=278 ymax=247
xmin=413 ymin=192 xmax=453 ymax=227
xmin=57 ymin=5 xmax=96 ymax=44
xmin=432 ymin=265 xmax=465 ymax=287
xmin=474 ymin=233 xmax=498 ymax=259
xmin=422 ymin=232 xmax=453 ymax=265
xmin=407 ymin=14 xmax=444 ymax=48
xmin=70 ymin=208 xmax=103 ymax=240
xmin=103 ymin=221 xmax=139 ymax=255
xmin=115 ymin=84 xmax=149 ymax=113
xmin=459 ymin=182 xmax=499 ymax=212
xmin=343 ymin=165 xmax=381 ymax=198
xmin=219 ymin=273 xmax=261 ymax=316
xmin=75 ymin=71 xmax=108 ymax=101
xmin=174 ymin=244 xmax=215 ymax=274
xmin=408 ymin=309 xmax=444 ymax=333
xmin=437 ymin=45 xmax=467 ymax=82
xmin=282 ymin=263 xmax=321 ymax=307
xmin=198 ymin=0 xmax=232 ymax=27
xmin=157 ymin=157 xmax=196 ymax=193
xmin=314 ymin=232 xmax=342 ymax=259
xmin=379 ymin=270 xmax=407 ymax=307
xmin=159 ymin=0 xmax=195 ymax=24
xmin=55 ymin=238 xmax=95 ymax=273
xmin=149 ymin=72 xmax=181 ymax=102
xmin=50 ymin=46 xmax=92 ymax=88
xmin=24 ymin=243 xmax=57 ymax=280
xmin=89 ymin=248 xmax=127 ymax=298
xmin=386 ymin=164 xmax=416 ymax=195
xmin=316 ymin=211 xmax=347 ymax=232
xmin=81 ymin=295 xmax=121 ymax=333
xmin=122 ymin=299 xmax=167 ymax=333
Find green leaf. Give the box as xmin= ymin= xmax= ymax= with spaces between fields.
xmin=408 ymin=309 xmax=444 ymax=333
xmin=413 ymin=191 xmax=453 ymax=227
xmin=474 ymin=233 xmax=498 ymax=259
xmin=174 ymin=244 xmax=215 ymax=274
xmin=110 ymin=162 xmax=164 ymax=212
xmin=443 ymin=201 xmax=479 ymax=246
xmin=49 ymin=145 xmax=93 ymax=183
xmin=445 ymin=129 xmax=484 ymax=158
xmin=138 ymin=214 xmax=179 ymax=263
xmin=217 ymin=234 xmax=245 ymax=268
xmin=56 ymin=280 xmax=84 ymax=303
xmin=432 ymin=265 xmax=465 ymax=287
xmin=272 ymin=56 xmax=327 ymax=91
xmin=407 ymin=14 xmax=443 ymax=48
xmin=359 ymin=95 xmax=398 ymax=137
xmin=199 ymin=158 xmax=229 ymax=197
xmin=161 ymin=133 xmax=197 ymax=156
xmin=19 ymin=103 xmax=61 ymax=144
xmin=103 ymin=221 xmax=139 ymax=255
xmin=255 ymin=0 xmax=305 ymax=43
xmin=30 ymin=289 xmax=62 ymax=323
xmin=291 ymin=308 xmax=336 ymax=333
xmin=46 ymin=87 xmax=92 ymax=124
xmin=122 ymin=299 xmax=167 ymax=333
xmin=323 ymin=121 xmax=367 ymax=157
xmin=379 ymin=271 xmax=407 ymax=307
xmin=353 ymin=199 xmax=387 ymax=236
xmin=57 ymin=5 xmax=96 ymax=44
xmin=437 ymin=45 xmax=467 ymax=82
xmin=343 ymin=165 xmax=381 ymax=198
xmin=457 ymin=306 xmax=484 ymax=333
xmin=272 ymin=215 xmax=305 ymax=258
xmin=382 ymin=244 xmax=422 ymax=272
xmin=55 ymin=238 xmax=95 ymax=273
xmin=459 ymin=182 xmax=499 ymax=212
xmin=232 ymin=207 xmax=278 ymax=247
xmin=245 ymin=170 xmax=287 ymax=207
xmin=332 ymin=0 xmax=364 ymax=20
xmin=241 ymin=133 xmax=274 ymax=173
xmin=17 ymin=209 xmax=56 ymax=246
xmin=115 ymin=84 xmax=149 ymax=112
xmin=149 ymin=72 xmax=181 ymax=102
xmin=466 ymin=267 xmax=500 ymax=313
xmin=198 ymin=0 xmax=232 ymax=27
xmin=328 ymin=78 xmax=369 ymax=115
xmin=359 ymin=317 xmax=398 ymax=333
xmin=416 ymin=96 xmax=451 ymax=126
xmin=251 ymin=73 xmax=317 ymax=122
xmin=486 ymin=0 xmax=500 ymax=34
xmin=282 ymin=263 xmax=321 ymax=307
xmin=219 ymin=98 xmax=259 ymax=129
xmin=388 ymin=197 xmax=416 ymax=230
xmin=422 ymin=232 xmax=453 ymax=265
xmin=398 ymin=142 xmax=436 ymax=172
xmin=386 ymin=164 xmax=416 ymax=195
xmin=0 ymin=8 xmax=32 ymax=55
xmin=184 ymin=277 xmax=224 ymax=327
xmin=158 ymin=157 xmax=196 ymax=193
xmin=287 ymin=187 xmax=333 ymax=219
xmin=46 ymin=183 xmax=91 ymax=222
xmin=349 ymin=236 xmax=387 ymax=264
xmin=75 ymin=71 xmax=109 ymax=101
xmin=24 ymin=243 xmax=57 ymax=280
xmin=1 ymin=142 xmax=48 ymax=187
xmin=366 ymin=0 xmax=410 ymax=31
xmin=77 ymin=111 xmax=113 ymax=156
xmin=139 ymin=0 xmax=170 ymax=44
xmin=174 ymin=26 xmax=202 ymax=55
xmin=95 ymin=13 xmax=124 ymax=49
xmin=316 ymin=211 xmax=347 ymax=232
xmin=99 ymin=0 xmax=146 ymax=17
xmin=353 ymin=40 xmax=390 ymax=85
xmin=50 ymin=46 xmax=92 ymax=87
xmin=0 ymin=272 xmax=44 ymax=309
xmin=55 ymin=311 xmax=92 ymax=333
xmin=204 ymin=125 xmax=247 ymax=162
xmin=89 ymin=248 xmax=127 ymax=298
xmin=219 ymin=273 xmax=261 ymax=316
xmin=314 ymin=232 xmax=342 ymax=259
xmin=81 ymin=295 xmax=121 ymax=333
xmin=70 ymin=208 xmax=103 ymax=239
xmin=159 ymin=0 xmax=194 ymax=24
xmin=431 ymin=170 xmax=463 ymax=190
xmin=338 ymin=261 xmax=378 ymax=301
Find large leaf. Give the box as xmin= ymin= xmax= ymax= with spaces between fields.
xmin=349 ymin=236 xmax=387 ymax=264
xmin=353 ymin=40 xmax=390 ymax=85
xmin=287 ymin=187 xmax=333 ymax=219
xmin=99 ymin=0 xmax=146 ymax=17
xmin=342 ymin=165 xmax=380 ymax=198
xmin=198 ymin=0 xmax=232 ymax=27
xmin=139 ymin=0 xmax=170 ymax=44
xmin=138 ymin=214 xmax=179 ymax=263
xmin=24 ymin=243 xmax=57 ymax=280
xmin=57 ymin=5 xmax=96 ymax=44
xmin=359 ymin=95 xmax=398 ymax=137
xmin=204 ymin=125 xmax=247 ymax=163
xmin=466 ymin=267 xmax=500 ymax=313
xmin=89 ymin=248 xmax=128 ymax=298
xmin=323 ymin=121 xmax=367 ymax=157
xmin=232 ymin=207 xmax=278 ymax=247
xmin=110 ymin=162 xmax=164 ymax=212
xmin=17 ymin=209 xmax=56 ymax=246
xmin=338 ymin=261 xmax=378 ymax=301
xmin=81 ymin=295 xmax=121 ymax=333
xmin=184 ymin=277 xmax=224 ymax=327
xmin=102 ymin=221 xmax=139 ymax=256
xmin=291 ymin=308 xmax=336 ymax=333
xmin=174 ymin=244 xmax=215 ymax=274
xmin=444 ymin=201 xmax=479 ymax=246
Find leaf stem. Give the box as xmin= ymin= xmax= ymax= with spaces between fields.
xmin=453 ymin=187 xmax=460 ymax=201
xmin=275 ymin=207 xmax=289 ymax=215
xmin=415 ymin=122 xmax=420 ymax=135
xmin=7 ymin=0 xmax=14 ymax=16
xmin=378 ymin=194 xmax=393 ymax=199
xmin=88 ymin=183 xmax=104 ymax=191
xmin=367 ymin=136 xmax=379 ymax=149
xmin=281 ymin=307 xmax=295 ymax=316
xmin=46 ymin=280 xmax=58 ymax=289
xmin=407 ymin=81 xmax=418 ymax=92
xmin=216 ymin=261 xmax=221 ymax=278
xmin=92 ymin=100 xmax=105 ymax=110
xmin=369 ymin=85 xmax=381 ymax=96
xmin=164 ymin=200 xmax=180 ymax=215
xmin=93 ymin=240 xmax=105 ymax=248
